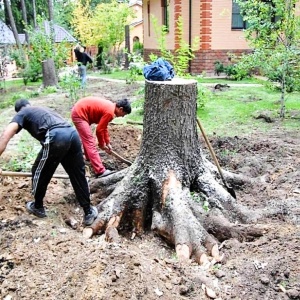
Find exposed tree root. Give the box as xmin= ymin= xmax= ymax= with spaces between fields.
xmin=85 ymin=165 xmax=263 ymax=265
xmin=202 ymin=211 xmax=266 ymax=242
xmin=83 ymin=79 xmax=266 ymax=266
xmin=89 ymin=169 xmax=127 ymax=194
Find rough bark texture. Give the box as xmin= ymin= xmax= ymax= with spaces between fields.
xmin=4 ymin=0 xmax=22 ymax=49
xmin=88 ymin=79 xmax=263 ymax=263
xmin=32 ymin=0 xmax=37 ymax=28
xmin=48 ymin=0 xmax=54 ymax=22
xmin=20 ymin=0 xmax=29 ymax=44
xmin=42 ymin=58 xmax=58 ymax=87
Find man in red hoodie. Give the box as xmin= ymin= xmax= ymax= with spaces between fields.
xmin=71 ymin=97 xmax=131 ymax=177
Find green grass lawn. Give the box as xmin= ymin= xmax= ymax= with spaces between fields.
xmin=2 ymin=70 xmax=300 ymax=138
xmin=126 ymin=82 xmax=300 ymax=136
xmin=200 ymin=86 xmax=300 ymax=135
xmin=0 ymin=79 xmax=52 ymax=110
xmin=93 ymin=69 xmax=264 ymax=84
xmin=93 ymin=69 xmax=144 ymax=81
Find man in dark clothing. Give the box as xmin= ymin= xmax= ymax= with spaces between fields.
xmin=0 ymin=99 xmax=98 ymax=226
xmin=74 ymin=46 xmax=93 ymax=88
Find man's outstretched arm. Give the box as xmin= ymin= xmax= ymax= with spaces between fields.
xmin=0 ymin=122 xmax=19 ymax=156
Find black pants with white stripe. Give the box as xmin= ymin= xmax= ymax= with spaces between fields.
xmin=31 ymin=127 xmax=91 ymax=214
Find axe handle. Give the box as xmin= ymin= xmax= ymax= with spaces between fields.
xmin=0 ymin=170 xmax=69 ymax=179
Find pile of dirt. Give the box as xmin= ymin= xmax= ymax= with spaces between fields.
xmin=0 ymin=78 xmax=299 ymax=299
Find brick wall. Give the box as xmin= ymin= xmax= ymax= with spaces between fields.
xmin=190 ymin=49 xmax=252 ymax=75
xmin=200 ymin=0 xmax=212 ymax=50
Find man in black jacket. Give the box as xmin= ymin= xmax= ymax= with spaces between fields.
xmin=74 ymin=46 xmax=93 ymax=88
xmin=0 ymin=99 xmax=98 ymax=226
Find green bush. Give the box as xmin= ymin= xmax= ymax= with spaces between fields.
xmin=18 ymin=18 xmax=69 ymax=85
xmin=133 ymin=41 xmax=143 ymax=54
xmin=21 ymin=61 xmax=42 ymax=85
xmin=9 ymin=49 xmax=25 ymax=68
xmin=60 ymin=72 xmax=81 ymax=104
xmin=214 ymin=61 xmax=225 ymax=76
xmin=265 ymin=69 xmax=300 ymax=93
xmin=214 ymin=61 xmax=250 ymax=81
xmin=125 ymin=51 xmax=145 ymax=84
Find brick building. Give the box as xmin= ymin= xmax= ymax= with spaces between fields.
xmin=142 ymin=0 xmax=252 ymax=75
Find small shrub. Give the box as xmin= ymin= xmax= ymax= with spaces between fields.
xmin=133 ymin=41 xmax=143 ymax=55
xmin=21 ymin=62 xmax=42 ymax=85
xmin=60 ymin=72 xmax=81 ymax=105
xmin=125 ymin=51 xmax=145 ymax=84
xmin=29 ymin=91 xmax=40 ymax=98
xmin=43 ymin=86 xmax=57 ymax=94
xmin=214 ymin=61 xmax=225 ymax=76
xmin=100 ymin=52 xmax=113 ymax=74
xmin=9 ymin=49 xmax=25 ymax=68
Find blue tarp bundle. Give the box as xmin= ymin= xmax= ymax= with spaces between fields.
xmin=143 ymin=58 xmax=175 ymax=81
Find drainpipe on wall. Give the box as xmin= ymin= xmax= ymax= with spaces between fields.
xmin=188 ymin=0 xmax=192 ymax=74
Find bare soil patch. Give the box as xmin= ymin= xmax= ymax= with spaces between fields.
xmin=0 ymin=77 xmax=299 ymax=299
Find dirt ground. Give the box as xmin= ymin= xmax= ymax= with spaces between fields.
xmin=0 ymin=77 xmax=300 ymax=300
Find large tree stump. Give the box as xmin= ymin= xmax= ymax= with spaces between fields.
xmin=42 ymin=58 xmax=58 ymax=87
xmin=85 ymin=78 xmax=264 ymax=263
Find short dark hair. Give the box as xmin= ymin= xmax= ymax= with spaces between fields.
xmin=116 ymin=98 xmax=131 ymax=114
xmin=15 ymin=99 xmax=31 ymax=112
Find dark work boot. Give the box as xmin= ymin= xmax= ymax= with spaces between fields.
xmin=26 ymin=201 xmax=47 ymax=218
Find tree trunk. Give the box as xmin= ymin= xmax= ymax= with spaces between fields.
xmin=47 ymin=0 xmax=55 ymax=43
xmin=20 ymin=0 xmax=29 ymax=45
xmin=42 ymin=58 xmax=58 ymax=87
xmin=48 ymin=0 xmax=54 ymax=22
xmin=86 ymin=78 xmax=264 ymax=263
xmin=32 ymin=0 xmax=37 ymax=28
xmin=4 ymin=0 xmax=22 ymax=49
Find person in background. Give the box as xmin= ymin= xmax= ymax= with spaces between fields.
xmin=74 ymin=45 xmax=93 ymax=88
xmin=0 ymin=99 xmax=98 ymax=226
xmin=71 ymin=97 xmax=131 ymax=178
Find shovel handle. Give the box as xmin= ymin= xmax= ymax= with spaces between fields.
xmin=196 ymin=119 xmax=237 ymax=199
xmin=196 ymin=118 xmax=227 ymax=184
xmin=0 ymin=170 xmax=69 ymax=179
xmin=109 ymin=150 xmax=132 ymax=166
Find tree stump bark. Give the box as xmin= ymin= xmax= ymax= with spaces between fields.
xmin=42 ymin=58 xmax=58 ymax=87
xmin=86 ymin=78 xmax=264 ymax=263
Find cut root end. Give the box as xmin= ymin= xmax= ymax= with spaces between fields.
xmin=176 ymin=244 xmax=190 ymax=262
xmin=82 ymin=227 xmax=94 ymax=239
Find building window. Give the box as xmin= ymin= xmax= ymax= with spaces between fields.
xmin=232 ymin=1 xmax=247 ymax=29
xmin=161 ymin=0 xmax=169 ymax=30
xmin=232 ymin=1 xmax=283 ymax=30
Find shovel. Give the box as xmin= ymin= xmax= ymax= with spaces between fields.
xmin=196 ymin=118 xmax=236 ymax=199
xmin=0 ymin=170 xmax=69 ymax=179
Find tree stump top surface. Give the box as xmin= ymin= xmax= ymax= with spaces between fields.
xmin=145 ymin=78 xmax=197 ymax=85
